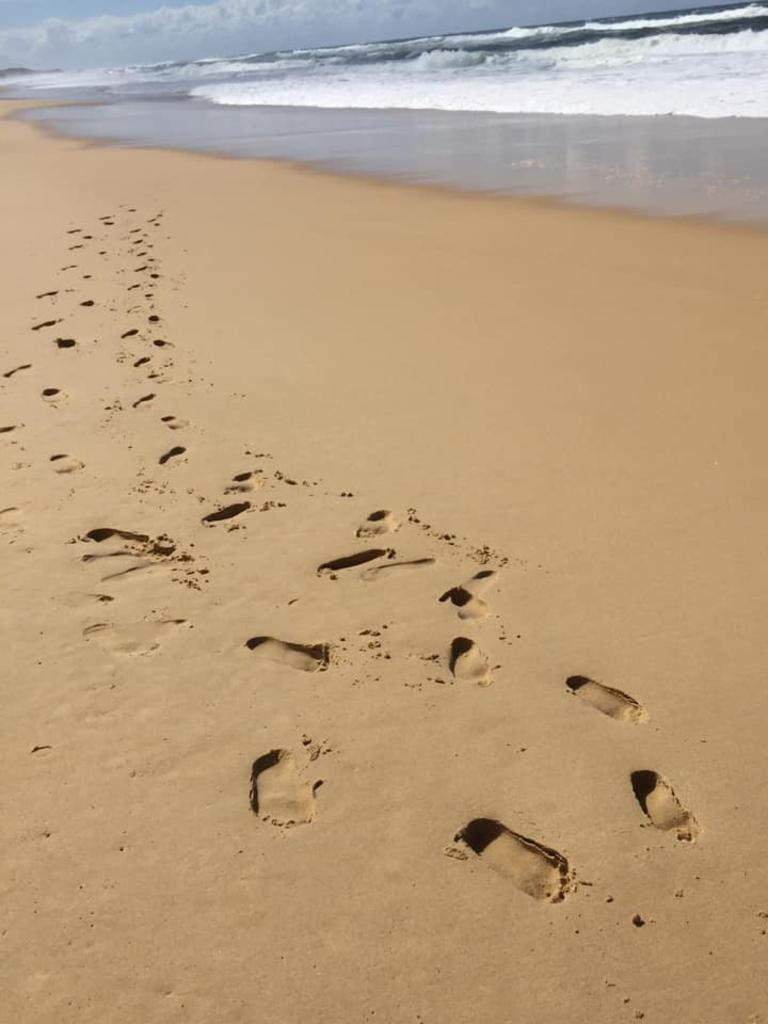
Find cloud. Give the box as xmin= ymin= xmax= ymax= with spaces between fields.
xmin=0 ymin=0 xmax=512 ymax=68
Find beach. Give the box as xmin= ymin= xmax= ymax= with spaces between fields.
xmin=2 ymin=96 xmax=768 ymax=1023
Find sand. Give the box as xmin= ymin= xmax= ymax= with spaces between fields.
xmin=2 ymin=98 xmax=768 ymax=1024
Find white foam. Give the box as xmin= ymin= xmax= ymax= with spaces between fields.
xmin=191 ymin=28 xmax=768 ymax=119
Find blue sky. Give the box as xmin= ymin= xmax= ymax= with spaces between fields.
xmin=0 ymin=0 xmax=736 ymax=69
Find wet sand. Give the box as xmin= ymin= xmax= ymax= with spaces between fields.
xmin=2 ymin=98 xmax=768 ymax=1024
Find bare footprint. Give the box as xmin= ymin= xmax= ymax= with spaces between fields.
xmin=225 ymin=471 xmax=263 ymax=494
xmin=202 ymin=501 xmax=251 ymax=525
xmin=453 ymin=819 xmax=572 ymax=901
xmin=449 ymin=637 xmax=493 ymax=687
xmin=159 ymin=446 xmax=186 ymax=465
xmin=440 ymin=569 xmax=498 ymax=620
xmin=318 ymin=549 xmax=393 ymax=574
xmin=356 ymin=509 xmax=399 ymax=538
xmin=250 ymin=749 xmax=317 ymax=827
xmin=0 ymin=506 xmax=24 ymax=534
xmin=82 ymin=618 xmax=187 ymax=656
xmin=161 ymin=415 xmax=188 ymax=430
xmin=3 ymin=364 xmax=32 ymax=379
xmin=566 ymin=675 xmax=648 ymax=724
xmin=50 ymin=454 xmax=84 ymax=474
xmin=245 ymin=636 xmax=330 ymax=672
xmin=361 ymin=557 xmax=435 ymax=581
xmin=630 ymin=770 xmax=700 ymax=841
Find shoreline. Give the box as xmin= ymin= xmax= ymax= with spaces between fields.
xmin=8 ymin=95 xmax=768 ymax=235
xmin=3 ymin=97 xmax=768 ymax=1024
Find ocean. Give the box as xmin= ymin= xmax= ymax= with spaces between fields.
xmin=5 ymin=2 xmax=768 ymax=222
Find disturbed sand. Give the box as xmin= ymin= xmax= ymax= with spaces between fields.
xmin=2 ymin=99 xmax=768 ymax=1023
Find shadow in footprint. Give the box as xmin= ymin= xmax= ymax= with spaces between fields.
xmin=84 ymin=527 xmax=150 ymax=544
xmin=50 ymin=454 xmax=83 ymax=474
xmin=456 ymin=818 xmax=572 ymax=901
xmin=440 ymin=569 xmax=498 ymax=620
xmin=3 ymin=364 xmax=32 ymax=379
xmin=31 ymin=320 xmax=61 ymax=332
xmin=361 ymin=558 xmax=435 ymax=581
xmin=246 ymin=636 xmax=330 ymax=672
xmin=132 ymin=393 xmax=155 ymax=409
xmin=318 ymin=549 xmax=392 ymax=574
xmin=54 ymin=338 xmax=76 ymax=349
xmin=449 ymin=637 xmax=493 ymax=686
xmin=566 ymin=675 xmax=648 ymax=724
xmin=250 ymin=749 xmax=317 ymax=827
xmin=159 ymin=446 xmax=186 ymax=465
xmin=356 ymin=509 xmax=399 ymax=538
xmin=630 ymin=770 xmax=699 ymax=841
xmin=202 ymin=501 xmax=250 ymax=524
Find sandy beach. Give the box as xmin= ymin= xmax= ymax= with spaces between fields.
xmin=2 ymin=96 xmax=768 ymax=1023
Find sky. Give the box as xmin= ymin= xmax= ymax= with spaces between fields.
xmin=0 ymin=0 xmax=735 ymax=69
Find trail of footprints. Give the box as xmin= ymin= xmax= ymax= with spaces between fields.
xmin=1 ymin=206 xmax=702 ymax=915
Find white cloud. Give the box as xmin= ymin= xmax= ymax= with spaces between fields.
xmin=0 ymin=0 xmax=510 ymax=68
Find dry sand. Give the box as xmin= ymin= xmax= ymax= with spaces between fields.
xmin=2 ymin=98 xmax=768 ymax=1024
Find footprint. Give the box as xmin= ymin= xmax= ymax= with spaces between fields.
xmin=84 ymin=527 xmax=150 ymax=544
xmin=42 ymin=387 xmax=62 ymax=402
xmin=121 ymin=329 xmax=139 ymax=339
xmin=31 ymin=319 xmax=61 ymax=332
xmin=202 ymin=501 xmax=251 ymax=525
xmin=133 ymin=356 xmax=151 ymax=368
xmin=361 ymin=558 xmax=435 ymax=581
xmin=245 ymin=636 xmax=330 ymax=673
xmin=0 ymin=425 xmax=19 ymax=434
xmin=449 ymin=637 xmax=493 ymax=686
xmin=158 ymin=446 xmax=186 ymax=465
xmin=54 ymin=338 xmax=76 ymax=349
xmin=454 ymin=819 xmax=572 ymax=901
xmin=250 ymin=749 xmax=317 ymax=827
xmin=161 ymin=415 xmax=188 ymax=430
xmin=80 ymin=300 xmax=95 ymax=308
xmin=132 ymin=393 xmax=156 ymax=409
xmin=630 ymin=771 xmax=700 ymax=841
xmin=317 ymin=549 xmax=392 ymax=574
xmin=356 ymin=509 xmax=399 ymax=538
xmin=225 ymin=471 xmax=263 ymax=494
xmin=0 ymin=506 xmax=24 ymax=533
xmin=566 ymin=675 xmax=648 ymax=724
xmin=36 ymin=290 xmax=58 ymax=299
xmin=440 ymin=570 xmax=498 ymax=620
xmin=50 ymin=454 xmax=84 ymax=474
xmin=153 ymin=339 xmax=172 ymax=349
xmin=3 ymin=364 xmax=32 ymax=379
xmin=82 ymin=618 xmax=187 ymax=656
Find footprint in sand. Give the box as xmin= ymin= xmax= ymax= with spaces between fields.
xmin=50 ymin=454 xmax=84 ymax=474
xmin=161 ymin=415 xmax=188 ymax=431
xmin=202 ymin=501 xmax=251 ymax=525
xmin=250 ymin=749 xmax=317 ymax=827
xmin=3 ymin=364 xmax=32 ymax=379
xmin=31 ymin=319 xmax=61 ymax=332
xmin=356 ymin=509 xmax=400 ymax=538
xmin=566 ymin=675 xmax=648 ymax=724
xmin=245 ymin=636 xmax=330 ymax=672
xmin=317 ymin=549 xmax=394 ymax=575
xmin=452 ymin=819 xmax=572 ymax=902
xmin=82 ymin=618 xmax=187 ymax=656
xmin=630 ymin=770 xmax=700 ymax=841
xmin=132 ymin=393 xmax=156 ymax=409
xmin=0 ymin=506 xmax=24 ymax=534
xmin=440 ymin=569 xmax=499 ymax=620
xmin=42 ymin=387 xmax=62 ymax=403
xmin=84 ymin=527 xmax=150 ymax=544
xmin=449 ymin=637 xmax=494 ymax=686
xmin=54 ymin=337 xmax=76 ymax=349
xmin=225 ymin=471 xmax=263 ymax=494
xmin=158 ymin=446 xmax=186 ymax=465
xmin=361 ymin=557 xmax=435 ymax=581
